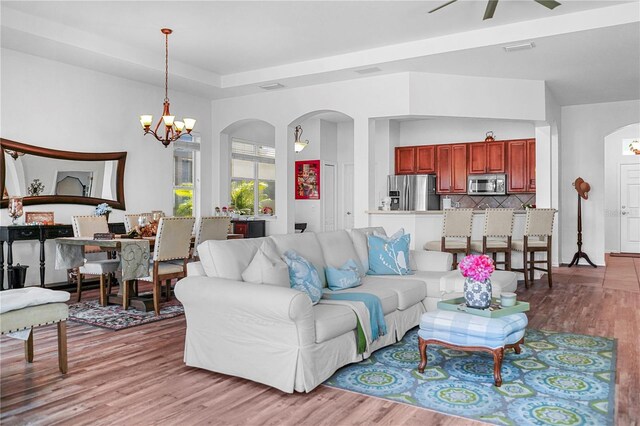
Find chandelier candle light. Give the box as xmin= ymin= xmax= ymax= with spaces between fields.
xmin=140 ymin=28 xmax=195 ymax=147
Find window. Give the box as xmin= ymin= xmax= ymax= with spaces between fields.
xmin=230 ymin=138 xmax=275 ymax=215
xmin=173 ymin=134 xmax=200 ymax=217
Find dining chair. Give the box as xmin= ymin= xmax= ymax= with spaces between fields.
xmin=71 ymin=215 xmax=120 ymax=305
xmin=124 ymin=213 xmax=153 ymax=233
xmin=193 ymin=216 xmax=231 ymax=258
xmin=424 ymin=208 xmax=474 ymax=269
xmin=470 ymin=208 xmax=515 ymax=271
xmin=137 ymin=216 xmax=196 ymax=315
xmin=511 ymin=208 xmax=556 ymax=289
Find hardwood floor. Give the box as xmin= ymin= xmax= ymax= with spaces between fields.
xmin=2 ymin=265 xmax=639 ymax=426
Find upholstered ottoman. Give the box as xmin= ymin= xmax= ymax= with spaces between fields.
xmin=417 ymin=310 xmax=527 ymax=386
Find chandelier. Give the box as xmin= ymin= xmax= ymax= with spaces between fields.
xmin=294 ymin=125 xmax=309 ymax=153
xmin=139 ymin=28 xmax=195 ymax=147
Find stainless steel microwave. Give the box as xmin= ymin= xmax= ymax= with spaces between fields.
xmin=468 ymin=174 xmax=506 ymax=195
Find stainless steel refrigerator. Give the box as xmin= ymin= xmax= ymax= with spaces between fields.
xmin=387 ymin=174 xmax=440 ymax=211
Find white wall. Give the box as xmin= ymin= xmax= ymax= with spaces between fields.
xmin=398 ymin=118 xmax=535 ymax=146
xmin=604 ymin=123 xmax=640 ymax=252
xmin=560 ymin=99 xmax=640 ymax=266
xmin=1 ymin=48 xmax=212 ymax=286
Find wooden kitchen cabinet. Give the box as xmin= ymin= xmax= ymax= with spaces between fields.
xmin=468 ymin=141 xmax=505 ymax=174
xmin=395 ymin=147 xmax=416 ymax=174
xmin=436 ymin=144 xmax=467 ymax=193
xmin=507 ymin=139 xmax=535 ymax=193
xmin=416 ymin=145 xmax=435 ymax=174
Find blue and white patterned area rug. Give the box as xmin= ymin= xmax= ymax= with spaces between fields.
xmin=324 ymin=328 xmax=616 ymax=425
xmin=68 ymin=297 xmax=184 ymax=331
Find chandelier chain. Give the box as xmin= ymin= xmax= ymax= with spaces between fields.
xmin=164 ymin=31 xmax=169 ymax=102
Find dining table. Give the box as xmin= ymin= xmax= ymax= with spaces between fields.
xmin=55 ymin=237 xmax=152 ymax=311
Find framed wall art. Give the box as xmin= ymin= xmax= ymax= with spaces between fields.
xmin=25 ymin=211 xmax=55 ymax=225
xmin=295 ymin=160 xmax=320 ymax=200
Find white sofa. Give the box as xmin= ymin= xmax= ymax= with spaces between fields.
xmin=174 ymin=227 xmax=517 ymax=393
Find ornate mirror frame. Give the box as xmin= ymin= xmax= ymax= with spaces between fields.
xmin=1 ymin=138 xmax=127 ymax=210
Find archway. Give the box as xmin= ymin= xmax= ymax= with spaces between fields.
xmin=287 ymin=110 xmax=355 ymax=232
xmin=603 ymin=122 xmax=640 ymax=254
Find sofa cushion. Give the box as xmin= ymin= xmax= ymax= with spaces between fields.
xmin=325 ymin=259 xmax=362 ymax=291
xmin=270 ymin=233 xmax=327 ymax=286
xmin=347 ymin=227 xmax=386 ymax=273
xmin=198 ymin=237 xmax=271 ymax=279
xmin=241 ymin=243 xmax=290 ymax=287
xmin=283 ymin=250 xmax=323 ymax=304
xmin=367 ymin=233 xmax=411 ymax=275
xmin=383 ymin=271 xmax=452 ymax=298
xmin=335 ymin=283 xmax=398 ymax=315
xmin=313 ymin=304 xmax=358 ymax=343
xmin=316 ymin=230 xmax=364 ymax=276
xmin=361 ymin=276 xmax=426 ymax=310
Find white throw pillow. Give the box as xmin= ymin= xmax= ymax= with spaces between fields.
xmin=241 ymin=243 xmax=289 ymax=287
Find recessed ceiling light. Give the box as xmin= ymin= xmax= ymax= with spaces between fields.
xmin=503 ymin=42 xmax=536 ymax=52
xmin=355 ymin=67 xmax=382 ymax=74
xmin=260 ymin=83 xmax=285 ymax=90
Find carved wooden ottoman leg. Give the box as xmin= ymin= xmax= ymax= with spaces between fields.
xmin=418 ymin=337 xmax=428 ymax=373
xmin=492 ymin=347 xmax=505 ymax=387
xmin=24 ymin=327 xmax=34 ymax=363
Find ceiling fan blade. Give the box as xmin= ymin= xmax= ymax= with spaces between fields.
xmin=428 ymin=0 xmax=458 ymax=14
xmin=483 ymin=0 xmax=499 ymax=20
xmin=534 ymin=0 xmax=561 ymax=10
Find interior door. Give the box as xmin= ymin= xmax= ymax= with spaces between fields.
xmin=343 ymin=163 xmax=354 ymax=229
xmin=620 ymin=163 xmax=640 ymax=253
xmin=323 ymin=163 xmax=337 ymax=232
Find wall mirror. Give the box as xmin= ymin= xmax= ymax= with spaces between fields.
xmin=1 ymin=138 xmax=127 ymax=209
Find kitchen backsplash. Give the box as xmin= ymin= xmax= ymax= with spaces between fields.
xmin=443 ymin=194 xmax=536 ymax=210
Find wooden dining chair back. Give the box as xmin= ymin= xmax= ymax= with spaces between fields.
xmin=424 ymin=208 xmax=474 ymax=268
xmin=470 ymin=208 xmax=515 ymax=270
xmin=71 ymin=215 xmax=120 ymax=305
xmin=138 ymin=216 xmax=196 ymax=314
xmin=511 ymin=208 xmax=556 ymax=289
xmin=194 ymin=216 xmax=231 ymax=257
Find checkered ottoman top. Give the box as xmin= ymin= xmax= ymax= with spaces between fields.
xmin=419 ymin=310 xmax=528 ymax=349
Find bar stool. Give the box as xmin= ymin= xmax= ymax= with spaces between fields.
xmin=511 ymin=208 xmax=556 ymax=289
xmin=424 ymin=208 xmax=474 ymax=269
xmin=71 ymin=215 xmax=120 ymax=305
xmin=470 ymin=208 xmax=515 ymax=271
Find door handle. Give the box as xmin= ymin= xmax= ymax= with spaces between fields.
xmin=622 ymin=211 xmax=628 ymax=215
xmin=346 ymin=212 xmax=352 ymax=215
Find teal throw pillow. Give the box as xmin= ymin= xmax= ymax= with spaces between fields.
xmin=325 ymin=259 xmax=362 ymax=291
xmin=283 ymin=250 xmax=323 ymax=304
xmin=367 ymin=233 xmax=412 ymax=275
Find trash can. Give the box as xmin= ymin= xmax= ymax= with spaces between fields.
xmin=8 ymin=264 xmax=29 ymax=289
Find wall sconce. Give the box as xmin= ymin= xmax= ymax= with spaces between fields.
xmin=294 ymin=125 xmax=309 ymax=153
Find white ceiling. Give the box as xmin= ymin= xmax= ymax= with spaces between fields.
xmin=1 ymin=1 xmax=639 ymax=106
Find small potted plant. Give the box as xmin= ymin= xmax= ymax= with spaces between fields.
xmin=95 ymin=203 xmax=112 ymax=222
xmin=459 ymin=254 xmax=495 ymax=309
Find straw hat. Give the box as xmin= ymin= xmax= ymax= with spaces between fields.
xmin=573 ymin=177 xmax=591 ymax=200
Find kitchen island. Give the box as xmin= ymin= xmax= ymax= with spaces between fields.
xmin=367 ymin=210 xmax=548 ymax=276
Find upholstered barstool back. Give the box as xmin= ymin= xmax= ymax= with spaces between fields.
xmin=194 ymin=216 xmax=231 ymax=257
xmin=511 ymin=208 xmax=556 ymax=289
xmin=424 ymin=208 xmax=474 ymax=268
xmin=153 ymin=217 xmax=196 ymax=262
xmin=470 ymin=209 xmax=515 ymax=271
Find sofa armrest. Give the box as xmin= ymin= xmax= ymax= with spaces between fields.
xmin=187 ymin=261 xmax=206 ymax=277
xmin=410 ymin=250 xmax=453 ymax=272
xmin=174 ymin=277 xmax=315 ymax=346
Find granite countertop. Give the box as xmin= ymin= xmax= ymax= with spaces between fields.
xmin=367 ymin=210 xmax=528 ymax=214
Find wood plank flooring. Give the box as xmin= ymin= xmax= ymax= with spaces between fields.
xmin=2 ymin=264 xmax=639 ymax=426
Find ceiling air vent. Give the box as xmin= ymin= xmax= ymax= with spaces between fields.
xmin=503 ymin=42 xmax=536 ymax=53
xmin=259 ymin=83 xmax=285 ymax=90
xmin=355 ymin=67 xmax=382 ymax=74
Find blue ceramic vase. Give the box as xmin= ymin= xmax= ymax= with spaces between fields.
xmin=464 ymin=277 xmax=492 ymax=309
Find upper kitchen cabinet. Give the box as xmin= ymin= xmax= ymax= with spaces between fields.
xmin=395 ymin=146 xmax=416 ymax=174
xmin=436 ymin=144 xmax=467 ymax=193
xmin=416 ymin=145 xmax=435 ymax=174
xmin=507 ymin=139 xmax=535 ymax=193
xmin=468 ymin=141 xmax=506 ymax=174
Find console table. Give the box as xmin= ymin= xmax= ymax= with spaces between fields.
xmin=231 ymin=220 xmax=266 ymax=239
xmin=0 ymin=223 xmax=125 ymax=290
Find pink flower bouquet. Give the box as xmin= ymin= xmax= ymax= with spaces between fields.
xmin=459 ymin=254 xmax=495 ymax=282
